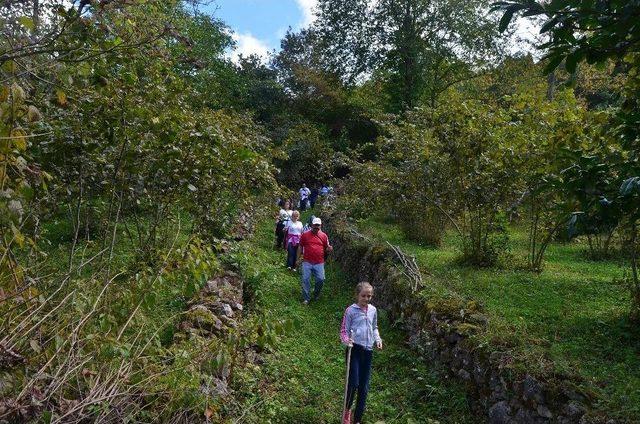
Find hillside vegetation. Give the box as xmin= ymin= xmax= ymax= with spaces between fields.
xmin=2 ymin=0 xmax=640 ymax=422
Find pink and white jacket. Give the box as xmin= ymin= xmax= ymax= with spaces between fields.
xmin=340 ymin=303 xmax=381 ymax=351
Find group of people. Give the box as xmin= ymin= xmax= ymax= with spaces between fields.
xmin=296 ymin=182 xmax=331 ymax=211
xmin=273 ymin=185 xmax=382 ymax=424
xmin=275 ymin=191 xmax=332 ymax=304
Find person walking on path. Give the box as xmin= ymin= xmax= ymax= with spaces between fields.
xmin=284 ymin=210 xmax=303 ymax=271
xmin=340 ymin=282 xmax=383 ymax=424
xmin=309 ymin=186 xmax=319 ymax=209
xmin=275 ymin=200 xmax=292 ymax=249
xmin=299 ymin=183 xmax=311 ymax=211
xmin=296 ymin=217 xmax=332 ymax=304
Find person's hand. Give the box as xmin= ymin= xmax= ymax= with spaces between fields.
xmin=347 ymin=338 xmax=354 ymax=348
xmin=376 ymin=340 xmax=383 ymax=350
xmin=327 ymin=245 xmax=334 ymax=253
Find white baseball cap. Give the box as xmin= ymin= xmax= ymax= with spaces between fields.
xmin=312 ymin=217 xmax=322 ymax=225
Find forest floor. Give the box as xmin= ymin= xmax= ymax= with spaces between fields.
xmin=356 ymin=218 xmax=640 ymax=420
xmin=228 ymin=219 xmax=474 ymax=423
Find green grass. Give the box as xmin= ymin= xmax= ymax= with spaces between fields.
xmin=229 ymin=219 xmax=473 ymax=423
xmin=356 ymin=218 xmax=640 ymax=420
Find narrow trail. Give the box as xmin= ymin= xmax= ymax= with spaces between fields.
xmin=232 ymin=220 xmax=474 ymax=423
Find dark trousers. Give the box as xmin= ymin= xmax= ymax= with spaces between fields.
xmin=286 ymin=243 xmax=298 ymax=268
xmin=275 ymin=222 xmax=285 ymax=248
xmin=345 ymin=344 xmax=373 ymax=422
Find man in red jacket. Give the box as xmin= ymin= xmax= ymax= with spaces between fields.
xmin=296 ymin=217 xmax=333 ymax=304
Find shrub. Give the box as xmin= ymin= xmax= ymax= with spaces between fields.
xmin=397 ymin=202 xmax=446 ymax=247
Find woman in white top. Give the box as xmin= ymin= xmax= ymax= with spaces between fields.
xmin=275 ymin=200 xmax=293 ymax=248
xmin=284 ymin=210 xmax=303 ymax=271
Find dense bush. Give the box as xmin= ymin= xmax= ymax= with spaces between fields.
xmin=0 ymin=1 xmax=279 ymax=421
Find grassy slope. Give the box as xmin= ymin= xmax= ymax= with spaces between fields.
xmin=357 ymin=219 xmax=640 ymax=420
xmin=230 ymin=219 xmax=473 ymax=423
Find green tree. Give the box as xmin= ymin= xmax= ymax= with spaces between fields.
xmin=314 ymin=0 xmax=507 ymax=110
xmin=495 ymin=0 xmax=640 ymax=315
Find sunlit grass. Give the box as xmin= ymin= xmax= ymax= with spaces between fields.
xmin=357 ymin=218 xmax=640 ymax=419
xmin=229 ymin=219 xmax=473 ymax=423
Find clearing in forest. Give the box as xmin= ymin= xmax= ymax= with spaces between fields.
xmin=230 ymin=220 xmax=474 ymax=423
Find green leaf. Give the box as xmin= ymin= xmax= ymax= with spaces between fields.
xmin=543 ymin=54 xmax=564 ymax=74
xmin=565 ymin=51 xmax=583 ymax=74
xmin=620 ymin=177 xmax=640 ymax=196
xmin=56 ymin=89 xmax=67 ymax=106
xmin=498 ymin=8 xmax=516 ymax=33
xmin=18 ymin=16 xmax=34 ymax=31
xmin=540 ymin=17 xmax=558 ymax=34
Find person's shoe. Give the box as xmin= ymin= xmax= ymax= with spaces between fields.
xmin=303 ymin=300 xmax=309 ymax=305
xmin=287 ymin=266 xmax=292 ymax=270
xmin=342 ymin=410 xmax=351 ymax=424
xmin=292 ymin=268 xmax=297 ymax=272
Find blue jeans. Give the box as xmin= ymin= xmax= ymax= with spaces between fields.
xmin=345 ymin=344 xmax=373 ymax=422
xmin=301 ymin=261 xmax=324 ymax=302
xmin=286 ymin=243 xmax=298 ymax=269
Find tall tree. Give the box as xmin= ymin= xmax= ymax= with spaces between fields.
xmin=314 ymin=0 xmax=506 ymax=111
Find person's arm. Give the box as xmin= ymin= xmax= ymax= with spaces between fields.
xmin=325 ymin=234 xmax=334 ymax=252
xmin=373 ymin=308 xmax=382 ymax=349
xmin=296 ymin=240 xmax=303 ymax=266
xmin=282 ymin=223 xmax=289 ymax=249
xmin=340 ymin=308 xmax=353 ymax=346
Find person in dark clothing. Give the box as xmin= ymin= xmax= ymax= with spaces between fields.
xmin=309 ymin=186 xmax=319 ymax=209
xmin=275 ymin=200 xmax=292 ymax=249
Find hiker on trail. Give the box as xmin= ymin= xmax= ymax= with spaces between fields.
xmin=340 ymin=282 xmax=383 ymax=424
xmin=299 ymin=183 xmax=311 ymax=211
xmin=320 ymin=183 xmax=330 ymax=196
xmin=284 ymin=210 xmax=303 ymax=271
xmin=309 ymin=186 xmax=319 ymax=209
xmin=275 ymin=200 xmax=292 ymax=249
xmin=296 ymin=217 xmax=332 ymax=304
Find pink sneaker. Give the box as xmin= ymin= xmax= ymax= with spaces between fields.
xmin=342 ymin=410 xmax=351 ymax=424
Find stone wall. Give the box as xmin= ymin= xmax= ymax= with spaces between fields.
xmin=325 ymin=216 xmax=595 ymax=424
xmin=177 ymin=270 xmax=245 ymax=397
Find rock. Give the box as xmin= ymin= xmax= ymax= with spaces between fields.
xmin=488 ymin=401 xmax=512 ymax=424
xmin=563 ymin=401 xmax=586 ymax=419
xmin=222 ymin=303 xmax=234 ymax=317
xmin=458 ymin=369 xmax=471 ymax=380
xmin=186 ymin=305 xmax=223 ymax=333
xmin=232 ymin=302 xmax=243 ymax=311
xmin=537 ymin=405 xmax=552 ymax=419
xmin=219 ymin=315 xmax=237 ymax=328
xmin=468 ymin=313 xmax=489 ymax=325
xmin=205 ymin=279 xmax=219 ymax=293
xmin=513 ymin=409 xmax=536 ymax=424
xmin=445 ymin=331 xmax=463 ymax=345
xmin=522 ymin=375 xmax=545 ymax=405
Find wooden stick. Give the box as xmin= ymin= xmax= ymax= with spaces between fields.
xmin=342 ymin=331 xmax=353 ymax=422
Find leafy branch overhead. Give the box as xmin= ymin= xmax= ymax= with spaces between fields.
xmin=493 ymin=0 xmax=640 ymax=73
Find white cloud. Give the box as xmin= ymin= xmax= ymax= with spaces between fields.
xmin=295 ymin=0 xmax=317 ymax=27
xmin=230 ymin=32 xmax=271 ymax=62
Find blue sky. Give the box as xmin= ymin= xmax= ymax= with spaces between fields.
xmin=200 ymin=0 xmax=537 ymax=62
xmin=202 ymin=0 xmax=316 ymax=61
